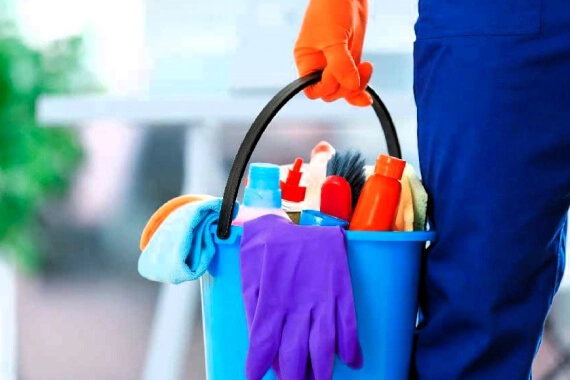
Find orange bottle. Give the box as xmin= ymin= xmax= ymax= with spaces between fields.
xmin=349 ymin=154 xmax=406 ymax=231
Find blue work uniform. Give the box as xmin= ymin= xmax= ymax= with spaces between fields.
xmin=412 ymin=0 xmax=570 ymax=378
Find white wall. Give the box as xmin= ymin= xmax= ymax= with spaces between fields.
xmin=141 ymin=0 xmax=419 ymax=91
xmin=11 ymin=0 xmax=147 ymax=95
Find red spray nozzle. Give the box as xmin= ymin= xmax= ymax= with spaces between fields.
xmin=280 ymin=157 xmax=306 ymax=202
xmin=292 ymin=157 xmax=303 ymax=173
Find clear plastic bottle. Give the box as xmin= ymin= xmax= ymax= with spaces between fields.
xmin=303 ymin=141 xmax=336 ymax=210
xmin=232 ymin=163 xmax=291 ymax=226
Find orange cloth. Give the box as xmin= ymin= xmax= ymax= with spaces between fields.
xmin=294 ymin=0 xmax=373 ymax=107
xmin=139 ymin=194 xmax=215 ymax=251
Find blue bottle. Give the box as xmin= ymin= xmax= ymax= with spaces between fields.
xmin=232 ymin=163 xmax=291 ymax=226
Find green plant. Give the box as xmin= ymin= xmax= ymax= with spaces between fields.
xmin=0 ymin=23 xmax=96 ymax=271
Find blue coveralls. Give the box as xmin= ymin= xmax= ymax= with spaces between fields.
xmin=412 ymin=0 xmax=570 ymax=378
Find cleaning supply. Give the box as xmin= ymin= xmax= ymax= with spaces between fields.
xmin=320 ymin=175 xmax=352 ymax=221
xmin=233 ymin=163 xmax=290 ymax=226
xmin=394 ymin=164 xmax=430 ymax=231
xmin=365 ymin=162 xmax=429 ymax=231
xmin=280 ymin=157 xmax=306 ymax=223
xmin=138 ymin=197 xmax=239 ymax=284
xmin=239 ymin=214 xmax=363 ymax=379
xmin=294 ymin=0 xmax=373 ymax=107
xmin=140 ymin=194 xmax=215 ymax=250
xmin=349 ymin=154 xmax=406 ymax=231
xmin=405 ymin=165 xmax=429 ymax=231
xmin=326 ymin=149 xmax=366 ymax=210
xmin=303 ymin=141 xmax=336 ymax=210
xmin=394 ymin=169 xmax=414 ymax=231
xmin=299 ymin=209 xmax=349 ymax=228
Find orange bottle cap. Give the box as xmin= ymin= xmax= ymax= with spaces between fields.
xmin=374 ymin=154 xmax=406 ymax=180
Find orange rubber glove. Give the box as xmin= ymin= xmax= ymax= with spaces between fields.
xmin=294 ymin=0 xmax=373 ymax=107
xmin=139 ymin=194 xmax=215 ymax=251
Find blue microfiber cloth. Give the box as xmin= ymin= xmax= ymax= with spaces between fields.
xmin=138 ymin=198 xmax=239 ymax=284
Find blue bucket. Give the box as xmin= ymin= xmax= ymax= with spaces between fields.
xmin=201 ymin=71 xmax=436 ymax=380
xmin=201 ymin=227 xmax=435 ymax=380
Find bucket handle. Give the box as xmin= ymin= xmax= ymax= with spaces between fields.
xmin=216 ymin=71 xmax=402 ymax=240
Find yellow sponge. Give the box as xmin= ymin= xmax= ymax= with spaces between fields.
xmin=406 ymin=165 xmax=428 ymax=231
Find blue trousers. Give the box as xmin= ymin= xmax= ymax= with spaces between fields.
xmin=412 ymin=0 xmax=570 ymax=378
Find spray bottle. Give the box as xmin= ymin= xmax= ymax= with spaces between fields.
xmin=280 ymin=157 xmax=307 ymax=223
xmin=303 ymin=141 xmax=336 ymax=210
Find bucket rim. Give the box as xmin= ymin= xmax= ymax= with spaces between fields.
xmin=211 ymin=225 xmax=436 ymax=244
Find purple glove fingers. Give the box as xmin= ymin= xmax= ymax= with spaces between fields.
xmin=335 ymin=297 xmax=363 ymax=369
xmin=308 ymin=305 xmax=336 ymax=380
xmin=276 ymin=311 xmax=311 ymax=380
xmin=246 ymin=310 xmax=286 ymax=380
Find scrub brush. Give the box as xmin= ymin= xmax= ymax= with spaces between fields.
xmin=326 ymin=149 xmax=366 ymax=209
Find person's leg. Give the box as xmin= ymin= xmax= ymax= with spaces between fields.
xmin=412 ymin=1 xmax=570 ymax=378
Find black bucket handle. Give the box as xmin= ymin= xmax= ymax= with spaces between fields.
xmin=216 ymin=71 xmax=402 ymax=239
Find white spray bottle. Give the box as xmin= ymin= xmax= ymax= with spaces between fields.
xmin=303 ymin=141 xmax=336 ymax=210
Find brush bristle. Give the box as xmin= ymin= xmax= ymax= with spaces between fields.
xmin=326 ymin=149 xmax=366 ymax=208
xmin=326 ymin=153 xmax=339 ymax=177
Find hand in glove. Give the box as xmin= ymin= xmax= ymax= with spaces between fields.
xmin=294 ymin=0 xmax=373 ymax=107
xmin=239 ymin=215 xmax=363 ymax=379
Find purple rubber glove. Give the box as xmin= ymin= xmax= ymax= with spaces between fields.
xmin=239 ymin=214 xmax=363 ymax=380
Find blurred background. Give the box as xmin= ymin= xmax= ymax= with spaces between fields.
xmin=0 ymin=0 xmax=568 ymax=379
